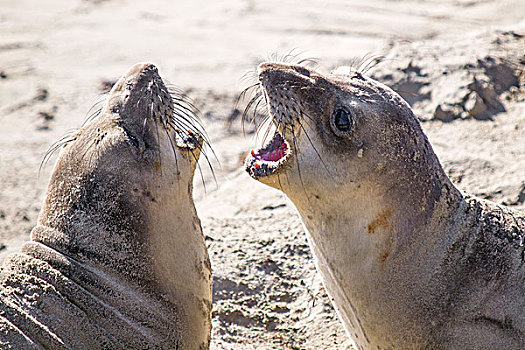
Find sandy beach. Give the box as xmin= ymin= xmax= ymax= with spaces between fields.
xmin=1 ymin=0 xmax=524 ymax=348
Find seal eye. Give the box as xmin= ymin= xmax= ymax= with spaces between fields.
xmin=332 ymin=107 xmax=353 ymax=134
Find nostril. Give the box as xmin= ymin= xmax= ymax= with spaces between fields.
xmin=143 ymin=63 xmax=158 ymax=72
xmin=292 ymin=66 xmax=310 ymax=77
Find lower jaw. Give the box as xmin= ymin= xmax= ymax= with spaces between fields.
xmin=245 ymin=156 xmax=286 ymax=179
xmin=245 ymin=139 xmax=292 ymax=179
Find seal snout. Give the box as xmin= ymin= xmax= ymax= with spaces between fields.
xmin=127 ymin=62 xmax=159 ymax=78
xmin=101 ymin=63 xmax=207 ymax=157
xmin=115 ymin=62 xmax=160 ymax=93
xmin=243 ymin=62 xmax=320 ymax=180
xmin=113 ymin=62 xmax=172 ymax=130
xmin=257 ymin=62 xmax=313 ymax=85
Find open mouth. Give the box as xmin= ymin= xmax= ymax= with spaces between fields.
xmin=245 ymin=129 xmax=292 ymax=178
xmin=175 ymin=129 xmax=202 ymax=150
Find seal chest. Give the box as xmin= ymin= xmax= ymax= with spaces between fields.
xmin=0 ymin=63 xmax=212 ymax=349
xmin=244 ymin=62 xmax=525 ymax=349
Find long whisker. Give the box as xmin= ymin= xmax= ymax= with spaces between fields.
xmin=265 ymin=48 xmax=319 ymax=69
xmin=165 ymin=87 xmax=218 ymax=187
xmin=235 ymin=83 xmax=260 ymax=108
xmin=258 ymin=115 xmax=275 ymax=147
xmin=240 ymin=69 xmax=258 ymax=84
xmin=171 ymin=100 xmax=206 ymax=132
xmin=251 ymin=97 xmax=264 ymax=132
xmin=169 ymin=102 xmax=206 ymax=135
xmin=165 ymin=90 xmax=214 ymax=146
xmin=195 ymin=142 xmax=217 ymax=185
xmin=168 ymin=112 xmax=218 ymax=164
xmin=83 ymin=105 xmax=104 ymax=126
xmin=153 ymin=102 xmax=163 ymax=175
xmin=241 ymin=91 xmax=263 ymax=135
xmin=38 ymin=131 xmax=78 ymax=175
xmin=297 ymin=57 xmax=319 ymax=68
xmin=289 ymin=125 xmax=303 ymax=180
xmin=359 ymin=54 xmax=386 ymax=75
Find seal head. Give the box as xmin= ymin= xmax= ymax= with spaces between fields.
xmin=0 ymin=63 xmax=212 ymax=349
xmin=245 ymin=62 xmax=525 ymax=349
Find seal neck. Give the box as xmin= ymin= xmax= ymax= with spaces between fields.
xmin=31 ymin=152 xmax=212 ymax=349
xmin=291 ymin=150 xmax=463 ymax=266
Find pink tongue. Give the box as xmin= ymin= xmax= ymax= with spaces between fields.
xmin=260 ymin=143 xmax=287 ymax=161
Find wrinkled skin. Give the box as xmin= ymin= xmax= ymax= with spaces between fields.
xmin=245 ymin=62 xmax=525 ymax=349
xmin=0 ymin=63 xmax=212 ymax=349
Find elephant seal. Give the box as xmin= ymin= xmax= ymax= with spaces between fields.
xmin=244 ymin=62 xmax=525 ymax=349
xmin=0 ymin=63 xmax=212 ymax=349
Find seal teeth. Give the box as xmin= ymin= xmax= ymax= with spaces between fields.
xmin=246 ymin=129 xmax=291 ymax=178
xmin=175 ymin=129 xmax=202 ymax=149
xmin=253 ymin=132 xmax=288 ymax=162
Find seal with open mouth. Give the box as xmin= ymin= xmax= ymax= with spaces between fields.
xmin=244 ymin=62 xmax=525 ymax=349
xmin=0 ymin=63 xmax=212 ymax=349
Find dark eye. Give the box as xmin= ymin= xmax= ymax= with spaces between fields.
xmin=332 ymin=107 xmax=353 ymax=133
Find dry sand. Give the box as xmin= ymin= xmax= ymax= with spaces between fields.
xmin=1 ymin=1 xmax=524 ymax=349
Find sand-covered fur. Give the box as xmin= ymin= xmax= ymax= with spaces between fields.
xmin=245 ymin=62 xmax=525 ymax=349
xmin=0 ymin=63 xmax=212 ymax=349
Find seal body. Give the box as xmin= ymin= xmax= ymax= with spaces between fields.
xmin=0 ymin=63 xmax=212 ymax=349
xmin=244 ymin=62 xmax=525 ymax=349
